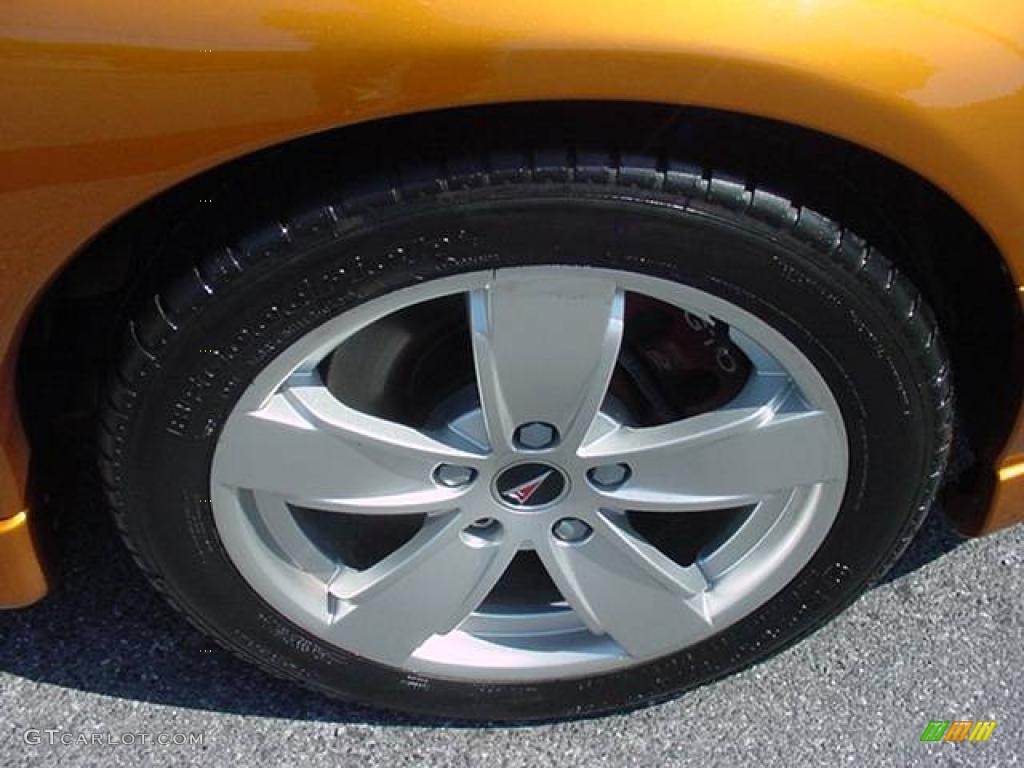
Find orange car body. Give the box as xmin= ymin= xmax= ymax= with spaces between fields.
xmin=1 ymin=0 xmax=1022 ymax=607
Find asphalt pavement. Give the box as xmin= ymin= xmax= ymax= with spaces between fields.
xmin=1 ymin=476 xmax=1021 ymax=767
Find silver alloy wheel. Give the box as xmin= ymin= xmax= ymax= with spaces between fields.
xmin=210 ymin=267 xmax=849 ymax=681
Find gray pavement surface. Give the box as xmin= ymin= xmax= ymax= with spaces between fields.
xmin=1 ymin=487 xmax=1021 ymax=767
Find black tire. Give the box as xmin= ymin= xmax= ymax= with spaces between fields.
xmin=99 ymin=151 xmax=953 ymax=721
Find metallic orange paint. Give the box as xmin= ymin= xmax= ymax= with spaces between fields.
xmin=0 ymin=511 xmax=50 ymax=608
xmin=1 ymin=0 xmax=1023 ymax=604
xmin=986 ymin=401 xmax=1024 ymax=533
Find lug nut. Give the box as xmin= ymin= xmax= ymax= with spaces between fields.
xmin=434 ymin=464 xmax=477 ymax=488
xmin=462 ymin=517 xmax=503 ymax=544
xmin=552 ymin=517 xmax=592 ymax=543
xmin=514 ymin=422 xmax=559 ymax=450
xmin=587 ymin=463 xmax=631 ymax=490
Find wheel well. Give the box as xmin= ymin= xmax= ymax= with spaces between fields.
xmin=19 ymin=101 xmax=1023 ymax=525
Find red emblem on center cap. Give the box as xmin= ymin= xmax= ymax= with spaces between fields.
xmin=502 ymin=470 xmax=554 ymax=505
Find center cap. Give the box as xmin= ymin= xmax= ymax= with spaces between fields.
xmin=494 ymin=462 xmax=569 ymax=510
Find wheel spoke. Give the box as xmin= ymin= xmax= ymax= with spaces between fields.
xmin=469 ymin=270 xmax=624 ymax=451
xmin=213 ymin=374 xmax=483 ymax=514
xmin=326 ymin=514 xmax=516 ymax=665
xmin=537 ymin=510 xmax=712 ymax=658
xmin=582 ymin=375 xmax=845 ymax=512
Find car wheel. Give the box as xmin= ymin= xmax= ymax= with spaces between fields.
xmin=99 ymin=151 xmax=952 ymax=720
